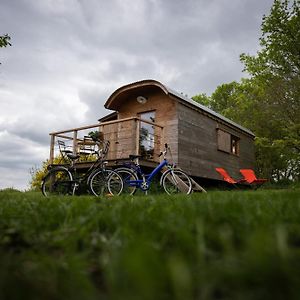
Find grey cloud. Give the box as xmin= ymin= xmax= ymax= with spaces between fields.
xmin=0 ymin=131 xmax=48 ymax=190
xmin=78 ymin=87 xmax=112 ymax=121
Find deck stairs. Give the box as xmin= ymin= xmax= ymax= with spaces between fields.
xmin=190 ymin=177 xmax=207 ymax=193
xmin=167 ymin=171 xmax=206 ymax=194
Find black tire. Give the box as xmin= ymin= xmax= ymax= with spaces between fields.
xmin=115 ymin=167 xmax=139 ymax=195
xmin=161 ymin=169 xmax=192 ymax=195
xmin=89 ymin=169 xmax=123 ymax=197
xmin=42 ymin=167 xmax=73 ymax=197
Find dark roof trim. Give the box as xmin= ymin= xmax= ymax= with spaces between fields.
xmin=104 ymin=79 xmax=255 ymax=137
xmin=98 ymin=111 xmax=118 ymax=123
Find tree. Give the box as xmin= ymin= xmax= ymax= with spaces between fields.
xmin=191 ymin=93 xmax=211 ymax=107
xmin=240 ymin=0 xmax=300 ymax=181
xmin=0 ymin=34 xmax=11 ymax=65
xmin=193 ymin=0 xmax=300 ymax=181
xmin=30 ymin=157 xmax=65 ymax=191
xmin=240 ymin=0 xmax=300 ymax=135
xmin=0 ymin=34 xmax=11 ymax=48
xmin=241 ymin=0 xmax=300 ymax=80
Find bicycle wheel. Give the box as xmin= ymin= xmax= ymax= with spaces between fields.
xmin=42 ymin=167 xmax=73 ymax=197
xmin=161 ymin=169 xmax=192 ymax=195
xmin=89 ymin=169 xmax=123 ymax=197
xmin=115 ymin=167 xmax=138 ymax=195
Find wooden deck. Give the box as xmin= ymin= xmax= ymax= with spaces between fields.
xmin=49 ymin=117 xmax=164 ymax=166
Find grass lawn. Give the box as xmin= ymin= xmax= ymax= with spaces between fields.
xmin=0 ymin=189 xmax=300 ymax=299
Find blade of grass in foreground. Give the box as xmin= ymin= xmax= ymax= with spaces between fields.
xmin=0 ymin=189 xmax=300 ymax=299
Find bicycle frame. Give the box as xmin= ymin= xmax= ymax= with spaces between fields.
xmin=46 ymin=140 xmax=110 ymax=194
xmin=125 ymin=159 xmax=170 ymax=190
xmin=75 ymin=159 xmax=105 ymax=181
xmin=114 ymin=143 xmax=196 ymax=195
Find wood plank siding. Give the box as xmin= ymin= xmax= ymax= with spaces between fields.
xmin=115 ymin=87 xmax=179 ymax=163
xmin=176 ymin=101 xmax=255 ymax=180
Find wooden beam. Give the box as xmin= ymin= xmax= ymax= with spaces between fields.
xmin=135 ymin=119 xmax=140 ymax=155
xmin=49 ymin=117 xmax=163 ymax=135
xmin=55 ymin=134 xmax=73 ymax=140
xmin=99 ymin=116 xmax=138 ymax=126
xmin=73 ymin=130 xmax=78 ymax=155
xmin=49 ymin=123 xmax=101 ymax=135
xmin=49 ymin=134 xmax=55 ymax=164
xmin=139 ymin=118 xmax=164 ymax=128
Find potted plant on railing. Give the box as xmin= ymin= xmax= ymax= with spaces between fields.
xmin=88 ymin=131 xmax=104 ymax=142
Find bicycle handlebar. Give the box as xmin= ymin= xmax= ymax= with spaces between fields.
xmin=159 ymin=143 xmax=169 ymax=159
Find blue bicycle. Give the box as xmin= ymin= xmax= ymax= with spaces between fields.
xmin=115 ymin=144 xmax=193 ymax=195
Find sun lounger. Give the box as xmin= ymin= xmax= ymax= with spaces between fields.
xmin=215 ymin=168 xmax=245 ymax=185
xmin=239 ymin=169 xmax=267 ymax=186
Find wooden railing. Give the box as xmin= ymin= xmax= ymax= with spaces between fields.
xmin=49 ymin=117 xmax=164 ymax=164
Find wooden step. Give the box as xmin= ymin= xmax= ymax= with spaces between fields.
xmin=189 ymin=177 xmax=207 ymax=193
xmin=164 ymin=173 xmax=191 ymax=194
xmin=165 ymin=171 xmax=207 ymax=194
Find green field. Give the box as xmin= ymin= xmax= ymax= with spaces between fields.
xmin=1 ymin=189 xmax=300 ymax=300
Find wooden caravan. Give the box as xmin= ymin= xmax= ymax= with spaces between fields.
xmin=49 ymin=79 xmax=255 ymax=181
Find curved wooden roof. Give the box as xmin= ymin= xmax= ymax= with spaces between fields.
xmin=104 ymin=79 xmax=255 ymax=137
xmin=104 ymin=79 xmax=168 ymax=110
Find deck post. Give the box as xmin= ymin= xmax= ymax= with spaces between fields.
xmin=135 ymin=118 xmax=140 ymax=155
xmin=49 ymin=134 xmax=55 ymax=164
xmin=73 ymin=130 xmax=78 ymax=155
xmin=131 ymin=118 xmax=136 ymax=156
xmin=160 ymin=126 xmax=165 ymax=152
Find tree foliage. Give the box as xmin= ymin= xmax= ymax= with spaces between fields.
xmin=0 ymin=34 xmax=11 ymax=48
xmin=241 ymin=0 xmax=300 ymax=181
xmin=30 ymin=156 xmax=66 ymax=191
xmin=29 ymin=153 xmax=100 ymax=191
xmin=241 ymin=0 xmax=300 ymax=80
xmin=191 ymin=93 xmax=211 ymax=107
xmin=193 ymin=0 xmax=300 ymax=182
xmin=241 ymin=0 xmax=300 ymax=132
xmin=0 ymin=34 xmax=11 ymax=65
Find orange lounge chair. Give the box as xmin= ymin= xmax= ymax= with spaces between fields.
xmin=239 ymin=169 xmax=267 ymax=186
xmin=215 ymin=168 xmax=245 ymax=185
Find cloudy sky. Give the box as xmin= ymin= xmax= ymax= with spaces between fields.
xmin=0 ymin=0 xmax=274 ymax=190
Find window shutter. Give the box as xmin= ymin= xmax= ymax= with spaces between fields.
xmin=217 ymin=129 xmax=231 ymax=153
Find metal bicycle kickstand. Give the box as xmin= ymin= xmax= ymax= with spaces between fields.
xmin=136 ymin=156 xmax=149 ymax=195
xmin=141 ymin=175 xmax=149 ymax=195
xmin=72 ymin=182 xmax=79 ymax=195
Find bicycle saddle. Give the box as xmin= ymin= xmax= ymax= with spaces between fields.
xmin=67 ymin=153 xmax=80 ymax=160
